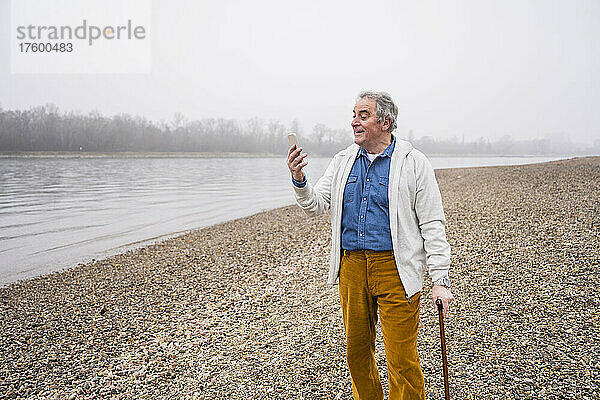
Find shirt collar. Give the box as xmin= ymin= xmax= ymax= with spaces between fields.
xmin=358 ymin=134 xmax=396 ymax=159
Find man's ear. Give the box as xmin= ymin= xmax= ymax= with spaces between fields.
xmin=381 ymin=116 xmax=391 ymax=131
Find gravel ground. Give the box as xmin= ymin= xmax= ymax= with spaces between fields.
xmin=1 ymin=156 xmax=599 ymax=400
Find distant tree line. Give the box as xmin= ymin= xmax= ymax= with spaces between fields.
xmin=0 ymin=104 xmax=597 ymax=156
xmin=0 ymin=104 xmax=352 ymax=156
xmin=407 ymin=132 xmax=598 ymax=156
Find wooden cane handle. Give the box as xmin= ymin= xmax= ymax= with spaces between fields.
xmin=436 ymin=298 xmax=443 ymax=312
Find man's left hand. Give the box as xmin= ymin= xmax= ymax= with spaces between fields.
xmin=431 ymin=285 xmax=454 ymax=318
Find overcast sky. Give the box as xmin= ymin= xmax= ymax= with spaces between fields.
xmin=1 ymin=0 xmax=599 ymax=144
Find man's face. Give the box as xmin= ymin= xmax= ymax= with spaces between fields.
xmin=351 ymin=97 xmax=389 ymax=150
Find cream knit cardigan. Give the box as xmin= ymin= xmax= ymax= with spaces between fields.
xmin=291 ymin=138 xmax=451 ymax=299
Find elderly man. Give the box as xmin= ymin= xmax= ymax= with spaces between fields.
xmin=286 ymin=91 xmax=453 ymax=399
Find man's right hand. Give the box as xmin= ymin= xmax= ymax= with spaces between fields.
xmin=287 ymin=144 xmax=308 ymax=182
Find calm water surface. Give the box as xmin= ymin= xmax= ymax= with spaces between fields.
xmin=0 ymin=155 xmax=568 ymax=285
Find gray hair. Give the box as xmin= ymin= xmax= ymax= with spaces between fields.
xmin=357 ymin=90 xmax=398 ymax=133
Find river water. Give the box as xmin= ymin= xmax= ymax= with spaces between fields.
xmin=0 ymin=155 xmax=568 ymax=285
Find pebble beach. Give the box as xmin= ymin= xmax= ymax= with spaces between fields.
xmin=1 ymin=156 xmax=599 ymax=399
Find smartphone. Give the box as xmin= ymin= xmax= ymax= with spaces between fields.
xmin=287 ymin=133 xmax=299 ymax=149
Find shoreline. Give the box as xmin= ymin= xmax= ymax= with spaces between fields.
xmin=1 ymin=155 xmax=580 ymax=288
xmin=0 ymin=150 xmax=588 ymax=159
xmin=1 ymin=156 xmax=599 ymax=398
xmin=0 ymin=151 xmax=283 ymax=158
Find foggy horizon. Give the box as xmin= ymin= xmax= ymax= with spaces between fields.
xmin=2 ymin=103 xmax=596 ymax=156
xmin=1 ymin=0 xmax=599 ymax=146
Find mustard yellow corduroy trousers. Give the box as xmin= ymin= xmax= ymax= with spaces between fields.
xmin=339 ymin=250 xmax=425 ymax=400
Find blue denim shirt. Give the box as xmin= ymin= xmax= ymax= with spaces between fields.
xmin=340 ymin=136 xmax=395 ymax=251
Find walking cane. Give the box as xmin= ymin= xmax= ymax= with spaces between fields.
xmin=436 ymin=299 xmax=450 ymax=400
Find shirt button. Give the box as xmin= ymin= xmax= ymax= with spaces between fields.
xmin=366 ymin=178 xmax=370 ymax=182
xmin=360 ymin=233 xmax=364 ymax=236
xmin=360 ymin=215 xmax=364 ymax=219
xmin=363 ymin=197 xmax=366 ymax=201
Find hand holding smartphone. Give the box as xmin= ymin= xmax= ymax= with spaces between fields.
xmin=286 ymin=132 xmax=307 ymax=182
